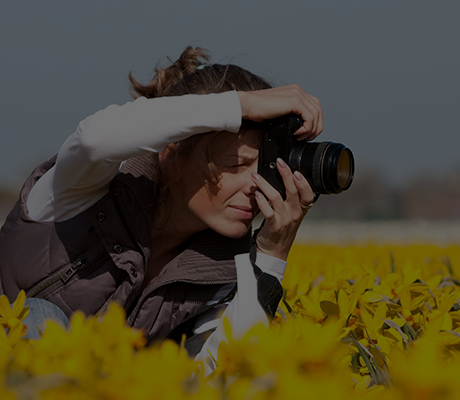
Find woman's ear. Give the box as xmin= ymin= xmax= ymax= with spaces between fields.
xmin=158 ymin=143 xmax=181 ymax=182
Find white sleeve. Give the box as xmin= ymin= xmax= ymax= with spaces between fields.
xmin=193 ymin=252 xmax=287 ymax=376
xmin=27 ymin=91 xmax=242 ymax=222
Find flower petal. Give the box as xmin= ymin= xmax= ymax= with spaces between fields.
xmin=0 ymin=294 xmax=12 ymax=319
xmin=11 ymin=290 xmax=26 ymax=318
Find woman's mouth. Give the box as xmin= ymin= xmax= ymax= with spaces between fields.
xmin=229 ymin=205 xmax=258 ymax=220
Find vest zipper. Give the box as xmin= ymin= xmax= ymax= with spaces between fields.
xmin=126 ymin=278 xmax=236 ymax=327
xmin=60 ymin=258 xmax=86 ymax=283
xmin=26 ymin=257 xmax=86 ymax=298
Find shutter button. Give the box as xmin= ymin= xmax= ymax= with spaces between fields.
xmin=97 ymin=212 xmax=106 ymax=222
xmin=131 ymin=268 xmax=138 ymax=278
xmin=113 ymin=244 xmax=123 ymax=254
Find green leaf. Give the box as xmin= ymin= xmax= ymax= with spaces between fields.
xmin=390 ymin=251 xmax=396 ymax=273
xmin=282 ymin=299 xmax=296 ymax=320
xmin=351 ymin=353 xmax=361 ymax=373
xmin=283 ymin=298 xmax=293 ymax=314
xmin=276 ymin=306 xmax=288 ymax=321
xmin=442 ymin=256 xmax=454 ymax=275
xmin=345 ymin=313 xmax=353 ymax=327
xmin=320 ymin=300 xmax=340 ymax=317
xmin=364 ymin=328 xmax=388 ymax=370
xmin=382 ymin=318 xmax=409 ymax=349
xmin=352 ymin=338 xmax=376 ymax=380
xmin=402 ymin=322 xmax=417 ymax=341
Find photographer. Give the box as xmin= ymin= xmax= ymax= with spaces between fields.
xmin=0 ymin=47 xmax=322 ymax=373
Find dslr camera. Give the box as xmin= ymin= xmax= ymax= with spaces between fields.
xmin=258 ymin=114 xmax=354 ymax=199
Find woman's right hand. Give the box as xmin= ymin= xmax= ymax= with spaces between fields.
xmin=237 ymin=84 xmax=323 ymax=141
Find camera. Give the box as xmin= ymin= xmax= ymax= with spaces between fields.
xmin=258 ymin=114 xmax=355 ymax=199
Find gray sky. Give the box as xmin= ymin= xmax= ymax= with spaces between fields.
xmin=1 ymin=1 xmax=459 ymax=191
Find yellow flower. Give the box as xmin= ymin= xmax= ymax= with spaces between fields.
xmin=0 ymin=290 xmax=28 ymax=329
xmin=360 ymin=302 xmax=394 ymax=355
xmin=297 ymin=286 xmax=327 ymax=323
xmin=2 ymin=244 xmax=460 ymax=399
xmin=0 ymin=290 xmax=29 ymax=346
xmin=389 ymin=339 xmax=460 ymax=400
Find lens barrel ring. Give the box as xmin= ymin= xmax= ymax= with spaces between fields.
xmin=311 ymin=142 xmax=331 ymax=193
xmin=289 ymin=141 xmax=354 ymax=195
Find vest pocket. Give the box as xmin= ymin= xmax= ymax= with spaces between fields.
xmin=25 ymin=251 xmax=130 ymax=317
xmin=26 ymin=255 xmax=106 ymax=299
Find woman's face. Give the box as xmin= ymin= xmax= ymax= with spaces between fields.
xmin=176 ymin=129 xmax=261 ymax=239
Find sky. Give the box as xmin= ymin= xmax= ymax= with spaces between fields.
xmin=1 ymin=0 xmax=459 ymax=191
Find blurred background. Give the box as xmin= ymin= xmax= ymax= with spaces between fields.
xmin=1 ymin=1 xmax=459 ymax=244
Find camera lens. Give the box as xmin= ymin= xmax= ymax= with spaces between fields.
xmin=289 ymin=141 xmax=354 ymax=194
xmin=337 ymin=148 xmax=353 ymax=189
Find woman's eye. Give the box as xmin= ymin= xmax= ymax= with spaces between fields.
xmin=219 ymin=161 xmax=244 ymax=169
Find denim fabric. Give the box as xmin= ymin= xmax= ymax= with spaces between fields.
xmin=22 ymin=298 xmax=70 ymax=340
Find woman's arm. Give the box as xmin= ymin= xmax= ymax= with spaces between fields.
xmin=28 ymin=84 xmax=323 ymax=223
xmin=27 ymin=91 xmax=242 ymax=222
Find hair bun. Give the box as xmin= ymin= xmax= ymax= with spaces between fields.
xmin=129 ymin=47 xmax=210 ymax=98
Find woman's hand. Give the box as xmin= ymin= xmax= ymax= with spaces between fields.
xmin=237 ymin=85 xmax=323 ymax=141
xmin=252 ymin=158 xmax=315 ymax=261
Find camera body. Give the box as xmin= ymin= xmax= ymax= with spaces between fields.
xmin=258 ymin=114 xmax=355 ymax=199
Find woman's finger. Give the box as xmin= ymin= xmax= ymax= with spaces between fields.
xmin=251 ymin=172 xmax=285 ymax=210
xmin=238 ymin=85 xmax=323 ymax=137
xmin=254 ymin=160 xmax=314 ymax=211
xmin=276 ymin=158 xmax=298 ymax=200
xmin=254 ymin=191 xmax=274 ymax=219
xmin=293 ymin=171 xmax=316 ymax=208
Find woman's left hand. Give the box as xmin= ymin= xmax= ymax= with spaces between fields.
xmin=252 ymin=158 xmax=315 ymax=261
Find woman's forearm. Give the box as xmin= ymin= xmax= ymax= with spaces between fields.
xmin=27 ymin=91 xmax=242 ymax=222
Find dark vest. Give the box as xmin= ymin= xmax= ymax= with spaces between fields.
xmin=0 ymin=154 xmax=250 ymax=344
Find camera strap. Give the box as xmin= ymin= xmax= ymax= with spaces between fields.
xmin=249 ymin=221 xmax=284 ymax=319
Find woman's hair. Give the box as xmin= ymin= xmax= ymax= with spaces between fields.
xmin=128 ymin=47 xmax=271 ymax=222
xmin=129 ymin=47 xmax=271 ymax=167
xmin=129 ymin=46 xmax=272 ymax=99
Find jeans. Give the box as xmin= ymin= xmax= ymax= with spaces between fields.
xmin=21 ymin=298 xmax=70 ymax=340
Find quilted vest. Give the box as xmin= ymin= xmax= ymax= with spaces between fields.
xmin=0 ymin=154 xmax=250 ymax=343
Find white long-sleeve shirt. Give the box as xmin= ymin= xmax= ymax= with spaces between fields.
xmin=27 ymin=91 xmax=286 ymax=373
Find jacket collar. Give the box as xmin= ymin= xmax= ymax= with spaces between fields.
xmin=151 ymin=228 xmax=252 ymax=287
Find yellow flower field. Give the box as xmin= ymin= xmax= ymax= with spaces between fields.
xmin=2 ymin=244 xmax=460 ymax=399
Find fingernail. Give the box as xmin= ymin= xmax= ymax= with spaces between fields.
xmin=251 ymin=172 xmax=260 ymax=180
xmin=294 ymin=171 xmax=303 ymax=181
xmin=277 ymin=158 xmax=288 ymax=169
xmin=255 ymin=191 xmax=263 ymax=199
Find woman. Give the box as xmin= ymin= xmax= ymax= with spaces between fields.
xmin=0 ymin=47 xmax=322 ymax=372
